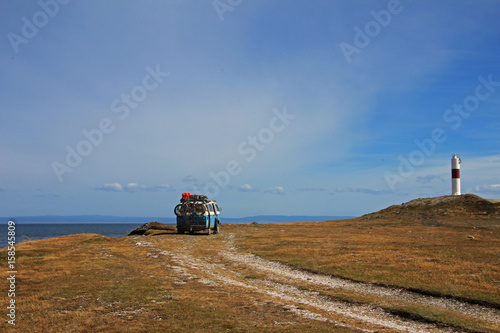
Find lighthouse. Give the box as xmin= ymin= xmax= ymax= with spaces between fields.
xmin=451 ymin=154 xmax=461 ymax=195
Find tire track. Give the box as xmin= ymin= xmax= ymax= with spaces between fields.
xmin=132 ymin=234 xmax=499 ymax=332
xmin=218 ymin=250 xmax=499 ymax=323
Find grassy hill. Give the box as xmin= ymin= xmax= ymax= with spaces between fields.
xmin=360 ymin=194 xmax=500 ymax=226
xmin=1 ymin=194 xmax=499 ymax=332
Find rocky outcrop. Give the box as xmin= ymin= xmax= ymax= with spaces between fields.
xmin=127 ymin=222 xmax=177 ymax=236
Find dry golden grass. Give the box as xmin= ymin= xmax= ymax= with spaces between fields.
xmin=221 ymin=217 xmax=500 ymax=332
xmin=228 ymin=218 xmax=500 ymax=305
xmin=1 ymin=204 xmax=499 ymax=332
xmin=1 ymin=233 xmax=351 ymax=332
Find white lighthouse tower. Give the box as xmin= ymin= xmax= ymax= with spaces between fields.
xmin=451 ymin=154 xmax=461 ymax=195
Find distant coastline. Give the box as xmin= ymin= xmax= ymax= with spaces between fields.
xmin=0 ymin=215 xmax=355 ymax=224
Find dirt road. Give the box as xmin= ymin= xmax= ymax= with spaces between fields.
xmin=129 ymin=232 xmax=500 ymax=332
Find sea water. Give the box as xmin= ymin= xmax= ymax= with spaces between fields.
xmin=0 ymin=223 xmax=153 ymax=248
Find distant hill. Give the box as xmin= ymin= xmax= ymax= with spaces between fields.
xmin=0 ymin=215 xmax=176 ymax=224
xmin=0 ymin=215 xmax=354 ymax=224
xmin=224 ymin=215 xmax=354 ymax=223
xmin=360 ymin=194 xmax=500 ymax=227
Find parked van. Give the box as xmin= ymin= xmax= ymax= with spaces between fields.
xmin=174 ymin=193 xmax=221 ymax=235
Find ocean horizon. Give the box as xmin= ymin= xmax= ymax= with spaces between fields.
xmin=0 ymin=223 xmax=144 ymax=249
xmin=0 ymin=215 xmax=354 ymax=224
xmin=0 ymin=215 xmax=355 ymax=248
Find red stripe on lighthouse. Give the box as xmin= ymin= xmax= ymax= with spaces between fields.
xmin=452 ymin=169 xmax=460 ymax=178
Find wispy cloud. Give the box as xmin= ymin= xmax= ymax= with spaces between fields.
xmin=33 ymin=189 xmax=60 ymax=198
xmin=297 ymin=187 xmax=326 ymax=192
xmin=147 ymin=184 xmax=174 ymax=192
xmin=416 ymin=174 xmax=445 ymax=184
xmin=96 ymin=183 xmax=124 ymax=192
xmin=124 ymin=183 xmax=146 ymax=192
xmin=335 ymin=187 xmax=390 ymax=195
xmin=266 ymin=186 xmax=285 ymax=195
xmin=33 ymin=194 xmax=60 ymax=198
xmin=95 ymin=183 xmax=173 ymax=193
xmin=239 ymin=184 xmax=258 ymax=192
xmin=473 ymin=184 xmax=500 ymax=195
xmin=182 ymin=175 xmax=198 ymax=183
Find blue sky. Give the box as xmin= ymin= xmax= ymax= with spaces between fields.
xmin=1 ymin=0 xmax=499 ymax=218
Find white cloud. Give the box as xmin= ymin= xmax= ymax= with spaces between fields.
xmin=297 ymin=187 xmax=326 ymax=192
xmin=382 ymin=154 xmax=500 ymax=194
xmin=266 ymin=186 xmax=285 ymax=195
xmin=416 ymin=175 xmax=445 ymax=184
xmin=124 ymin=183 xmax=147 ymax=192
xmin=95 ymin=183 xmax=173 ymax=193
xmin=239 ymin=184 xmax=258 ymax=192
xmin=473 ymin=184 xmax=500 ymax=195
xmin=336 ymin=187 xmax=390 ymax=195
xmin=147 ymin=184 xmax=173 ymax=192
xmin=96 ymin=183 xmax=124 ymax=192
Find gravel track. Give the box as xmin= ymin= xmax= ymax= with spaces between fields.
xmin=132 ymin=233 xmax=499 ymax=332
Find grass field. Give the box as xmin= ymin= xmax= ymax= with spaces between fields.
xmin=232 ymin=218 xmax=500 ymax=305
xmin=227 ymin=217 xmax=500 ymax=332
xmin=1 ymin=205 xmax=499 ymax=332
xmin=2 ymin=234 xmax=347 ymax=332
